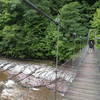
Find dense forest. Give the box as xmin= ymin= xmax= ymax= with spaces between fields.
xmin=0 ymin=0 xmax=100 ymax=62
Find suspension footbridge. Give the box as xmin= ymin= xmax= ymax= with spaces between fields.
xmin=0 ymin=0 xmax=100 ymax=100
xmin=64 ymin=50 xmax=100 ymax=100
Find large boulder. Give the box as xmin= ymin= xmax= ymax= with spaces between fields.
xmin=0 ymin=80 xmax=22 ymax=100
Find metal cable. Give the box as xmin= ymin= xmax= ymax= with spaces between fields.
xmin=22 ymin=0 xmax=58 ymax=25
xmin=9 ymin=66 xmax=26 ymax=80
xmin=0 ymin=63 xmax=9 ymax=69
xmin=16 ymin=71 xmax=34 ymax=83
xmin=21 ymin=1 xmax=61 ymax=100
xmin=0 ymin=65 xmax=15 ymax=73
xmin=54 ymin=24 xmax=60 ymax=100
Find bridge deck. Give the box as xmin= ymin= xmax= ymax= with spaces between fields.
xmin=64 ymin=51 xmax=100 ymax=100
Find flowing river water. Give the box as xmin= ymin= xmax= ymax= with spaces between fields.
xmin=0 ymin=58 xmax=65 ymax=100
xmin=0 ymin=74 xmax=63 ymax=100
xmin=0 ymin=46 xmax=87 ymax=100
xmin=0 ymin=72 xmax=8 ymax=81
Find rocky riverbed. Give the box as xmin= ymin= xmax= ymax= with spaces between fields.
xmin=0 ymin=80 xmax=64 ymax=100
xmin=0 ymin=80 xmax=23 ymax=100
xmin=0 ymin=59 xmax=76 ymax=93
xmin=0 ymin=58 xmax=77 ymax=100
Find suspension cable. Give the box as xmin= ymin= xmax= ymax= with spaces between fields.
xmin=55 ymin=23 xmax=60 ymax=100
xmin=21 ymin=0 xmax=61 ymax=100
xmin=22 ymin=0 xmax=59 ymax=25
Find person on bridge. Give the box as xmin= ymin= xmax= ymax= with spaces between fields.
xmin=88 ymin=39 xmax=95 ymax=53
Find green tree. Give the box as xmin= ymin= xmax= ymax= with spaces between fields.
xmin=60 ymin=2 xmax=88 ymax=36
xmin=91 ymin=8 xmax=100 ymax=48
xmin=0 ymin=0 xmax=99 ymax=62
xmin=91 ymin=8 xmax=100 ymax=34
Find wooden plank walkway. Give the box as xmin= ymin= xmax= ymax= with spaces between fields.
xmin=64 ymin=51 xmax=100 ymax=100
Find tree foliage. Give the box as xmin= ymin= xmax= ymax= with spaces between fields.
xmin=0 ymin=0 xmax=99 ymax=62
xmin=91 ymin=8 xmax=100 ymax=33
xmin=91 ymin=8 xmax=100 ymax=48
